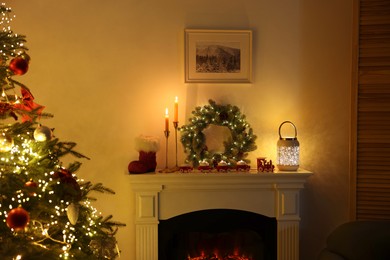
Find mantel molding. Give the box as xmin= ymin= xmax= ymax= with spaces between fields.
xmin=129 ymin=169 xmax=312 ymax=189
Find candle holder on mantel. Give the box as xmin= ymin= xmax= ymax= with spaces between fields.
xmin=159 ymin=130 xmax=170 ymax=172
xmin=164 ymin=130 xmax=169 ymax=169
xmin=160 ymin=130 xmax=170 ymax=172
xmin=159 ymin=130 xmax=176 ymax=173
xmin=173 ymin=121 xmax=179 ymax=170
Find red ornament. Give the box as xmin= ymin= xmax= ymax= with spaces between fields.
xmin=6 ymin=207 xmax=30 ymax=231
xmin=25 ymin=179 xmax=38 ymax=196
xmin=53 ymin=168 xmax=81 ymax=201
xmin=25 ymin=179 xmax=38 ymax=188
xmin=53 ymin=168 xmax=73 ymax=179
xmin=9 ymin=56 xmax=29 ymax=75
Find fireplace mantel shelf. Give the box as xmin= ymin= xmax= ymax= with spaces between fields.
xmin=129 ymin=169 xmax=312 ymax=186
xmin=129 ymin=168 xmax=313 ymax=260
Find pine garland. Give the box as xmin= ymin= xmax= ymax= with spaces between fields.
xmin=180 ymin=99 xmax=257 ymax=167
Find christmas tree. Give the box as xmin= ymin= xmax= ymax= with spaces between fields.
xmin=0 ymin=4 xmax=124 ymax=259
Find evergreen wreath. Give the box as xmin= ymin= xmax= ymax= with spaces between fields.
xmin=180 ymin=99 xmax=257 ymax=167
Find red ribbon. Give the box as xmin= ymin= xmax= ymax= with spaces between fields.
xmin=13 ymin=88 xmax=45 ymax=122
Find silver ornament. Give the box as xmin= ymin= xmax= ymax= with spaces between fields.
xmin=66 ymin=203 xmax=79 ymax=225
xmin=34 ymin=124 xmax=53 ymax=142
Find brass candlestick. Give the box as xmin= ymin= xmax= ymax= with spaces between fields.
xmin=159 ymin=127 xmax=179 ymax=173
xmin=159 ymin=130 xmax=176 ymax=173
xmin=164 ymin=130 xmax=170 ymax=170
xmin=173 ymin=121 xmax=179 ymax=168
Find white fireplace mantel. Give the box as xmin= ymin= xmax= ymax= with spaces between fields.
xmin=129 ymin=169 xmax=313 ymax=260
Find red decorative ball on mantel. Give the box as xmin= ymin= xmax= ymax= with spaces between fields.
xmin=9 ymin=55 xmax=30 ymax=75
xmin=6 ymin=207 xmax=30 ymax=231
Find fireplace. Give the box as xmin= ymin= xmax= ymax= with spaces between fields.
xmin=158 ymin=209 xmax=277 ymax=260
xmin=129 ymin=170 xmax=312 ymax=260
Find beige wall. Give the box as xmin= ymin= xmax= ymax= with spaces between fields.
xmin=7 ymin=0 xmax=353 ymax=259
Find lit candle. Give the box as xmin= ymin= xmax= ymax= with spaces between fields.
xmin=174 ymin=96 xmax=178 ymax=122
xmin=165 ymin=108 xmax=169 ymax=132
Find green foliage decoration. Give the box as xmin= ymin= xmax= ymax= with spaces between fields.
xmin=0 ymin=4 xmax=125 ymax=259
xmin=180 ymin=99 xmax=257 ymax=167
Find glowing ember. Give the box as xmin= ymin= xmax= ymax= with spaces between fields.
xmin=187 ymin=253 xmax=253 ymax=260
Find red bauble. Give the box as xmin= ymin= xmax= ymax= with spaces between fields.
xmin=25 ymin=179 xmax=38 ymax=196
xmin=6 ymin=207 xmax=30 ymax=231
xmin=53 ymin=168 xmax=72 ymax=179
xmin=25 ymin=179 xmax=38 ymax=188
xmin=53 ymin=168 xmax=81 ymax=201
xmin=9 ymin=56 xmax=29 ymax=75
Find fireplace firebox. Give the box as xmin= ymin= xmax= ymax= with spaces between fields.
xmin=158 ymin=209 xmax=277 ymax=260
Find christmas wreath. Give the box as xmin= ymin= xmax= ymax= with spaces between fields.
xmin=180 ymin=99 xmax=257 ymax=167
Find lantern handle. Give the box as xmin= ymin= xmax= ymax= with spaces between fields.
xmin=278 ymin=121 xmax=297 ymax=139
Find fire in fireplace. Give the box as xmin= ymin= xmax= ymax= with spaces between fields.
xmin=159 ymin=209 xmax=277 ymax=260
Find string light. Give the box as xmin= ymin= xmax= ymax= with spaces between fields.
xmin=0 ymin=4 xmax=122 ymax=258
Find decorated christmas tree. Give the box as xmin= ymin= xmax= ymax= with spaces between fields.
xmin=0 ymin=4 xmax=124 ymax=259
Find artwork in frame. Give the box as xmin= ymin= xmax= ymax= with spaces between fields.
xmin=185 ymin=29 xmax=252 ymax=83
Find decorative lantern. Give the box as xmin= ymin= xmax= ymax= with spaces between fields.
xmin=277 ymin=121 xmax=300 ymax=171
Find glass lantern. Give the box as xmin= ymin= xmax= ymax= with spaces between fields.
xmin=277 ymin=121 xmax=300 ymax=171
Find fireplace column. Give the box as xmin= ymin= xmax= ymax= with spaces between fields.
xmin=133 ymin=184 xmax=162 ymax=260
xmin=275 ymin=183 xmax=304 ymax=260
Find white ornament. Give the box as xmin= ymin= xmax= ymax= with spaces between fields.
xmin=66 ymin=203 xmax=79 ymax=225
xmin=34 ymin=125 xmax=53 ymax=142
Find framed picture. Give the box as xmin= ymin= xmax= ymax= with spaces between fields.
xmin=185 ymin=29 xmax=252 ymax=83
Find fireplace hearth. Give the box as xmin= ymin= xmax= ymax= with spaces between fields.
xmin=129 ymin=170 xmax=312 ymax=260
xmin=158 ymin=209 xmax=277 ymax=260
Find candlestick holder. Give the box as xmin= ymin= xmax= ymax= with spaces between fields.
xmin=159 ymin=130 xmax=176 ymax=173
xmin=164 ymin=129 xmax=170 ymax=169
xmin=173 ymin=121 xmax=179 ymax=169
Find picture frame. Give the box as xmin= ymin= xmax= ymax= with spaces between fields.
xmin=185 ymin=29 xmax=252 ymax=83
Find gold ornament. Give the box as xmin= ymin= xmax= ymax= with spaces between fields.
xmin=0 ymin=135 xmax=13 ymax=151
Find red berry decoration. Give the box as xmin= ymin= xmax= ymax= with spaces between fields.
xmin=9 ymin=56 xmax=30 ymax=75
xmin=6 ymin=207 xmax=30 ymax=231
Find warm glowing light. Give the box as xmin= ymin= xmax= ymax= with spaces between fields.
xmin=174 ymin=96 xmax=178 ymax=122
xmin=165 ymin=108 xmax=169 ymax=131
xmin=276 ymin=121 xmax=300 ymax=171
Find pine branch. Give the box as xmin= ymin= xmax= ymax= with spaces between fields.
xmin=99 ymin=215 xmax=126 ymax=232
xmin=80 ymin=182 xmax=116 ymax=201
xmin=87 ymin=182 xmax=116 ymax=195
xmin=67 ymin=161 xmax=82 ymax=173
xmin=53 ymin=140 xmax=90 ymax=160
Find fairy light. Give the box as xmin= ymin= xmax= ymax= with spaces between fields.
xmin=0 ymin=66 xmax=120 ymax=259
